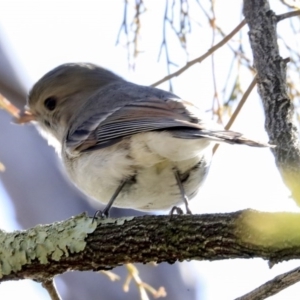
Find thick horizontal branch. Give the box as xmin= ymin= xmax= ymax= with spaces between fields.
xmin=2 ymin=210 xmax=300 ymax=282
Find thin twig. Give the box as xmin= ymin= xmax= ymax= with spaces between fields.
xmin=131 ymin=0 xmax=146 ymax=63
xmin=123 ymin=263 xmax=166 ymax=299
xmin=198 ymin=0 xmax=252 ymax=72
xmin=276 ymin=10 xmax=300 ymax=22
xmin=99 ymin=270 xmax=120 ymax=281
xmin=42 ymin=279 xmax=61 ymax=300
xmin=209 ymin=0 xmax=222 ymax=123
xmin=222 ymin=11 xmax=246 ymax=110
xmin=0 ymin=94 xmax=21 ymax=171
xmin=0 ymin=93 xmax=20 ymax=118
xmin=158 ymin=0 xmax=174 ymax=91
xmin=224 ymin=75 xmax=257 ymax=131
xmin=279 ymin=0 xmax=300 ymax=11
xmin=235 ymin=266 xmax=300 ymax=300
xmin=115 ymin=0 xmax=146 ymax=69
xmin=151 ymin=9 xmax=300 ymax=88
xmin=151 ymin=19 xmax=246 ymax=87
xmin=115 ymin=0 xmax=128 ymax=46
xmin=213 ymin=75 xmax=257 ymax=154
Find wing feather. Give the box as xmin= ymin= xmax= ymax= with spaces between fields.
xmin=66 ymin=97 xmax=202 ymax=151
xmin=66 ymin=96 xmax=271 ymax=152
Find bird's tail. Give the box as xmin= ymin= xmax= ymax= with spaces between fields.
xmin=172 ymin=129 xmax=274 ymax=148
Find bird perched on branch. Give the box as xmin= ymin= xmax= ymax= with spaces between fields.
xmin=17 ymin=63 xmax=271 ymax=216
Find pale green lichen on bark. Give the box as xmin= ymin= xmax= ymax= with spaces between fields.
xmin=236 ymin=210 xmax=300 ymax=249
xmin=0 ymin=213 xmax=96 ymax=278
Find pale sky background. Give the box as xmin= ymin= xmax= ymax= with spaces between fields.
xmin=0 ymin=1 xmax=300 ymax=299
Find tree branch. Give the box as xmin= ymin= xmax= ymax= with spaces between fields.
xmin=151 ymin=9 xmax=300 ymax=88
xmin=213 ymin=75 xmax=257 ymax=154
xmin=151 ymin=19 xmax=246 ymax=87
xmin=276 ymin=10 xmax=300 ymax=22
xmin=41 ymin=279 xmax=62 ymax=300
xmin=235 ymin=266 xmax=300 ymax=300
xmin=2 ymin=210 xmax=300 ymax=283
xmin=243 ymin=1 xmax=300 ymax=205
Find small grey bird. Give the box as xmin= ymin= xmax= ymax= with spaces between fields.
xmin=18 ymin=63 xmax=270 ymax=216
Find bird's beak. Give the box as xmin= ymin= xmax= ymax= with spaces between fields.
xmin=14 ymin=109 xmax=36 ymax=124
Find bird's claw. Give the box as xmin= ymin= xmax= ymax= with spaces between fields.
xmin=92 ymin=209 xmax=109 ymax=223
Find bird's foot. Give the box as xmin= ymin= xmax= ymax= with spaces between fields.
xmin=92 ymin=209 xmax=109 ymax=223
xmin=169 ymin=206 xmax=184 ymax=216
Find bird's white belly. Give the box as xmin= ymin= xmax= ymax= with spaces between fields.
xmin=64 ymin=132 xmax=211 ymax=211
xmin=114 ymin=158 xmax=210 ymax=211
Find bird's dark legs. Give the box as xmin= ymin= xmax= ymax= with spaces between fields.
xmin=171 ymin=170 xmax=192 ymax=215
xmin=94 ymin=171 xmax=191 ymax=219
xmin=94 ymin=180 xmax=127 ymax=219
xmin=169 ymin=206 xmax=184 ymax=215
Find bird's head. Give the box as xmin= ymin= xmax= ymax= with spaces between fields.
xmin=17 ymin=63 xmax=124 ymax=149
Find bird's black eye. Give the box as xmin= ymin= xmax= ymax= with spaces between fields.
xmin=44 ymin=97 xmax=57 ymax=111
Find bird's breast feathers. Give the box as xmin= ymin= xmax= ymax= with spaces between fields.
xmin=63 ymin=131 xmax=211 ymax=211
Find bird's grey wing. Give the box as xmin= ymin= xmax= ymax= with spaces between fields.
xmin=66 ymin=96 xmax=269 ymax=153
xmin=66 ymin=97 xmax=209 ymax=152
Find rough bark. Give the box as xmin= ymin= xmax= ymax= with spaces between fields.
xmin=243 ymin=0 xmax=300 ymax=204
xmin=2 ymin=210 xmax=300 ymax=283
